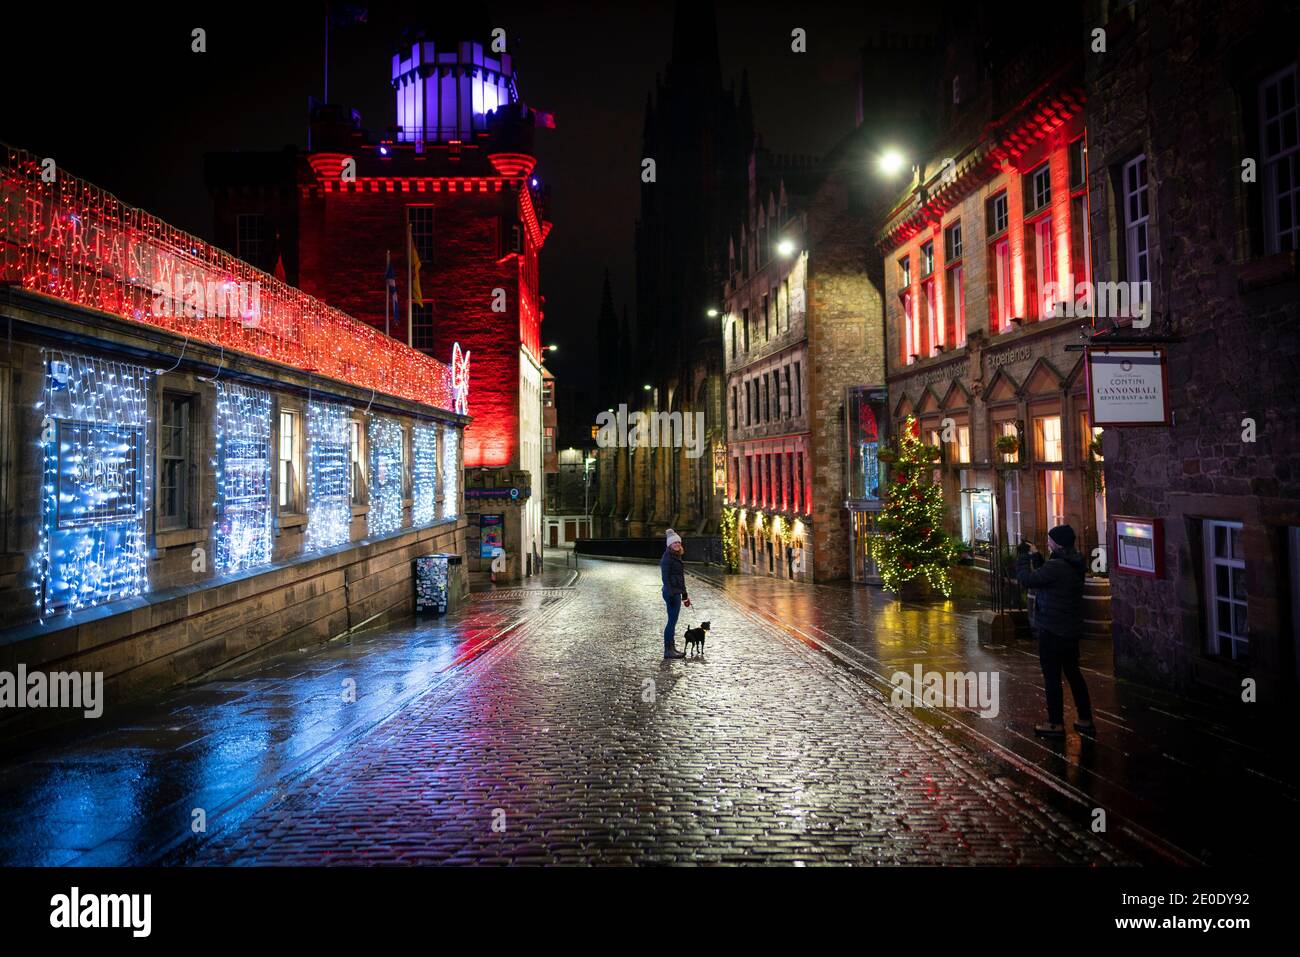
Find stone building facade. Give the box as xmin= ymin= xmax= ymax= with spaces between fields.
xmin=722 ymin=138 xmax=889 ymax=582
xmin=0 ymin=148 xmax=468 ymax=715
xmin=1084 ymin=0 xmax=1300 ymax=700
xmin=878 ymin=24 xmax=1108 ymax=585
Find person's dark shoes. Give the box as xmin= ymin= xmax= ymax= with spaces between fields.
xmin=663 ymin=648 xmax=685 ymax=659
xmin=1074 ymin=719 xmax=1097 ymax=734
xmin=1034 ymin=722 xmax=1066 ymax=737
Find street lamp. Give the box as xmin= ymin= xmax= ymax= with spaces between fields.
xmin=877 ymin=149 xmax=907 ymax=176
xmin=776 ymin=238 xmax=796 ymax=257
xmin=546 ymin=344 xmax=559 ymax=352
xmin=706 ymin=307 xmax=719 ymax=318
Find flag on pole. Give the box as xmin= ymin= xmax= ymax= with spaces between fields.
xmin=385 ymin=252 xmax=398 ymax=316
xmin=273 ymin=232 xmax=287 ymax=282
xmin=409 ymin=224 xmax=424 ymax=307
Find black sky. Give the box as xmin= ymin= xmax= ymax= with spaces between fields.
xmin=4 ymin=1 xmax=927 ymax=443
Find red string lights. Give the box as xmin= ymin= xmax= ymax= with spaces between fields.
xmin=0 ymin=146 xmax=456 ymax=412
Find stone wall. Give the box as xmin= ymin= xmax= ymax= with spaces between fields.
xmin=1086 ymin=0 xmax=1300 ymax=699
xmin=0 ymin=518 xmax=464 ymax=732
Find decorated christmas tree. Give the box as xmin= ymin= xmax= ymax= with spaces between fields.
xmin=875 ymin=415 xmax=957 ymax=597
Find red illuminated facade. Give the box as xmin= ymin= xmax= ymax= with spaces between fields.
xmin=206 ymin=30 xmax=554 ymax=578
xmin=206 ymin=46 xmax=551 ymax=473
xmin=879 ymin=17 xmax=1113 ymax=595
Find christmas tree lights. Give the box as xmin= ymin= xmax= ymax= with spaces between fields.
xmin=440 ymin=426 xmax=460 ymax=520
xmin=876 ymin=415 xmax=958 ymax=597
xmin=38 ymin=350 xmax=151 ymax=615
xmin=213 ymin=382 xmax=273 ymax=574
xmin=367 ymin=416 xmax=404 ymax=537
xmin=304 ymin=400 xmax=351 ymax=552
xmin=412 ymin=424 xmax=439 ymax=526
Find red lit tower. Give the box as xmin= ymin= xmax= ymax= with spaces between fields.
xmin=206 ymin=24 xmax=554 ymax=579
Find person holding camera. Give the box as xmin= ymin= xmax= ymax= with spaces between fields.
xmin=1015 ymin=524 xmax=1095 ymax=738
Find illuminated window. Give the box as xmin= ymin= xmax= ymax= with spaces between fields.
xmin=899 ymin=255 xmax=911 ymax=287
xmin=1123 ymin=154 xmax=1150 ymax=283
xmin=923 ymin=278 xmax=939 ymax=353
xmin=920 ymin=240 xmax=935 ymax=276
xmin=944 ymin=220 xmax=962 ymax=260
xmin=278 ymin=409 xmax=302 ymax=512
xmin=1071 ymin=192 xmax=1092 ymax=299
xmin=1081 ymin=415 xmax=1103 ymax=462
xmin=947 ymin=263 xmax=966 ymax=347
xmin=1005 ymin=470 xmax=1022 ymax=545
xmin=957 ymin=425 xmax=971 ymax=464
xmin=1204 ymin=520 xmax=1248 ymax=660
xmin=1027 ymin=162 xmax=1052 ymax=214
xmin=999 ymin=419 xmax=1020 ymax=463
xmin=989 ymin=192 xmax=1009 ymax=235
xmin=1043 ymin=469 xmax=1065 ymax=528
xmin=903 ymin=290 xmax=917 ymax=362
xmin=349 ymin=418 xmax=367 ymax=505
xmin=1260 ymin=64 xmax=1298 ymax=253
xmin=1035 ymin=217 xmax=1056 ymax=318
xmin=1035 ymin=415 xmax=1063 ymax=462
xmin=158 ymin=393 xmax=193 ymax=530
xmin=993 ymin=239 xmax=1012 ymax=332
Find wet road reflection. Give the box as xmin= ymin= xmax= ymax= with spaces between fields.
xmin=0 ymin=592 xmax=565 ymax=866
xmin=699 ymin=570 xmax=1299 ymax=865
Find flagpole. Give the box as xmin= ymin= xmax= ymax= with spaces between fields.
xmin=385 ymin=249 xmax=391 ymax=339
xmin=407 ymin=222 xmax=413 ymax=348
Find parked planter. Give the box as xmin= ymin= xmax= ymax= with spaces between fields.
xmin=894 ymin=577 xmax=934 ymax=601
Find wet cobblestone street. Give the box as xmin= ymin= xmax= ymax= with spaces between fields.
xmin=170 ymin=560 xmax=1134 ymax=865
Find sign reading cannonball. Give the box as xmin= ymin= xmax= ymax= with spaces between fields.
xmin=1085 ymin=347 xmax=1171 ymax=426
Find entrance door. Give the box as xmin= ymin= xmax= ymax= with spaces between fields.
xmin=850 ymin=508 xmax=882 ymax=583
xmin=549 ymin=524 xmax=558 ymax=547
xmin=565 ymin=519 xmax=578 ymax=542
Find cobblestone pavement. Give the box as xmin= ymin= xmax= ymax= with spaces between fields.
xmin=693 ymin=568 xmax=1300 ymax=866
xmin=0 ymin=590 xmax=567 ymax=866
xmin=180 ymin=559 xmax=1139 ymax=865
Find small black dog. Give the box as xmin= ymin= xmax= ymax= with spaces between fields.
xmin=682 ymin=621 xmax=711 ymax=656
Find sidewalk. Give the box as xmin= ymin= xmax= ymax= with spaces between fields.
xmin=690 ymin=567 xmax=1299 ymax=866
xmin=469 ymin=548 xmax=579 ymax=594
xmin=0 ymin=588 xmax=570 ymax=866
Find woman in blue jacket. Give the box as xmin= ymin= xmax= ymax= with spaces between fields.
xmin=660 ymin=529 xmax=690 ymax=659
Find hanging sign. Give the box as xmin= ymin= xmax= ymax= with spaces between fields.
xmin=1085 ymin=347 xmax=1170 ymax=426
